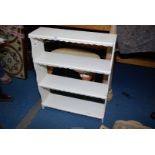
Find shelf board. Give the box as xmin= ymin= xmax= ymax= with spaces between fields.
xmin=43 ymin=93 xmax=105 ymax=119
xmin=39 ymin=74 xmax=108 ymax=99
xmin=29 ymin=27 xmax=117 ymax=47
xmin=35 ymin=52 xmax=111 ymax=75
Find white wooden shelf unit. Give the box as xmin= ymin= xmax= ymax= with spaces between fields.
xmin=29 ymin=27 xmax=117 ymax=120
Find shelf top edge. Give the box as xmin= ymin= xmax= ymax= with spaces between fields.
xmin=29 ymin=27 xmax=117 ymax=47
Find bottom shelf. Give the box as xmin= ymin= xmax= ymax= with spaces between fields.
xmin=42 ymin=93 xmax=105 ymax=119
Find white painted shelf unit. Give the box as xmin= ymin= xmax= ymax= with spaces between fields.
xmin=29 ymin=27 xmax=117 ymax=120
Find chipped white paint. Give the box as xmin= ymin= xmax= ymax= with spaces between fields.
xmin=29 ymin=27 xmax=116 ymax=47
xmin=29 ymin=27 xmax=117 ymax=120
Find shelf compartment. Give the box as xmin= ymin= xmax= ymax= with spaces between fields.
xmin=39 ymin=74 xmax=108 ymax=99
xmin=35 ymin=52 xmax=111 ymax=75
xmin=43 ymin=93 xmax=105 ymax=119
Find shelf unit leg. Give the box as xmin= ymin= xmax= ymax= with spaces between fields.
xmin=101 ymin=99 xmax=107 ymax=123
xmin=30 ymin=38 xmax=45 ymax=60
xmin=106 ymin=44 xmax=116 ymax=102
xmin=105 ymin=26 xmax=116 ymax=102
xmin=30 ymin=38 xmax=50 ymax=108
xmin=101 ymin=45 xmax=116 ymax=123
xmin=38 ymin=87 xmax=49 ymax=109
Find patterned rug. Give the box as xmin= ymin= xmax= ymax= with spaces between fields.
xmin=0 ymin=26 xmax=26 ymax=79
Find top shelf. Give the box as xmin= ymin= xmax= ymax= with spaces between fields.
xmin=29 ymin=27 xmax=117 ymax=47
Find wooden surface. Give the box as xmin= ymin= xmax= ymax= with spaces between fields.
xmin=29 ymin=27 xmax=116 ymax=47
xmin=29 ymin=26 xmax=117 ymax=120
xmin=61 ymin=25 xmax=111 ymax=32
xmin=43 ymin=93 xmax=105 ymax=119
xmin=116 ymin=55 xmax=155 ymax=68
xmin=39 ymin=74 xmax=108 ymax=99
xmin=35 ymin=51 xmax=111 ymax=75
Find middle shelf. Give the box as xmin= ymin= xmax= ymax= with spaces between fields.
xmin=35 ymin=52 xmax=111 ymax=75
xmin=39 ymin=74 xmax=108 ymax=99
